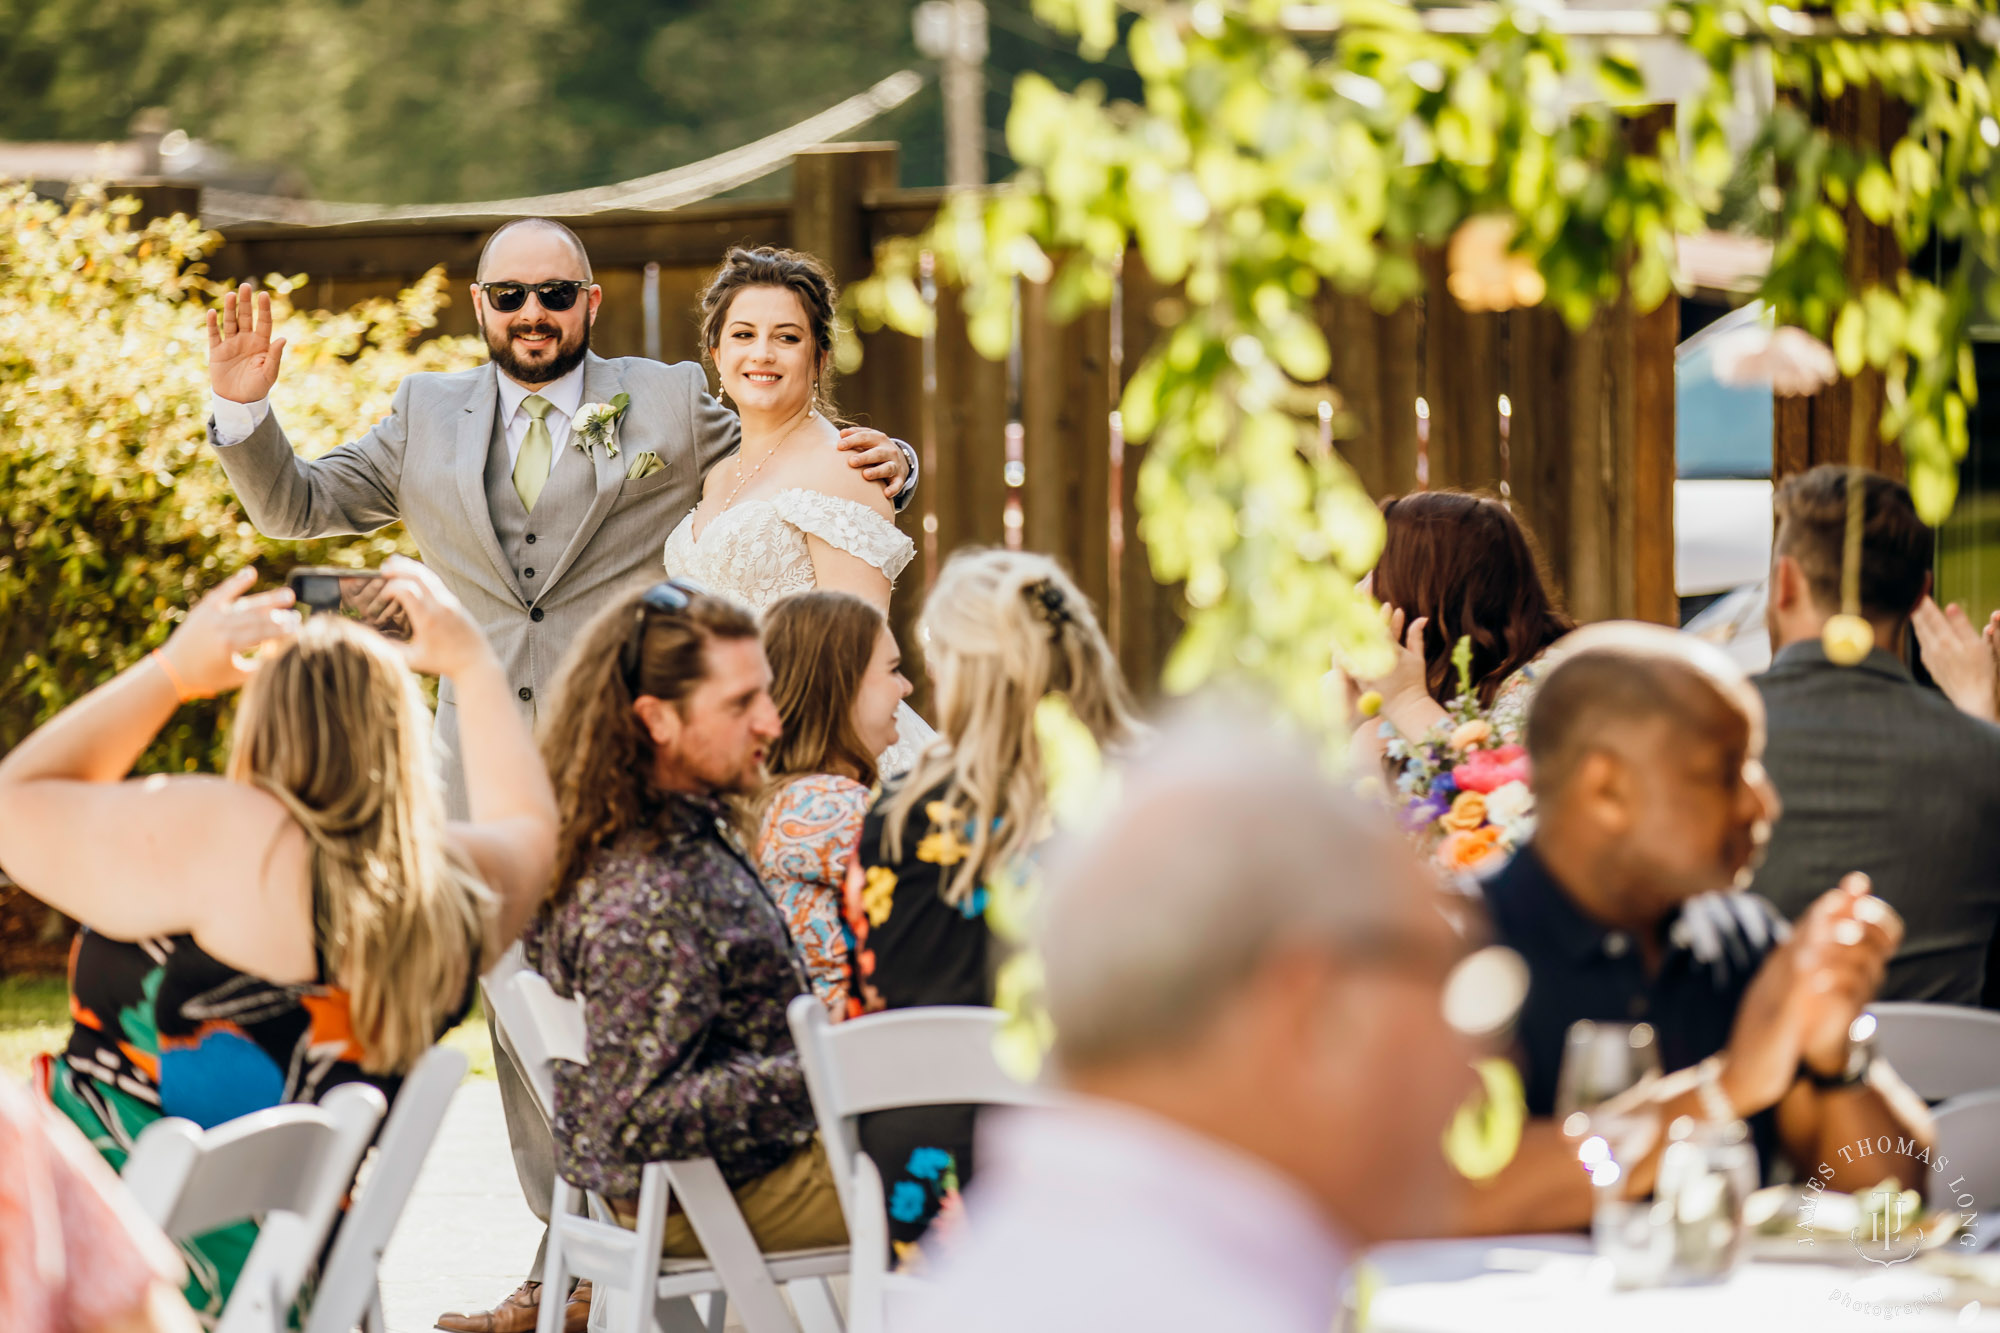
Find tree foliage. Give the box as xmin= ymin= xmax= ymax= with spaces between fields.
xmin=0 ymin=185 xmax=483 ymax=771
xmin=0 ymin=0 xmax=1138 ymax=202
xmin=851 ymin=0 xmax=2000 ymax=722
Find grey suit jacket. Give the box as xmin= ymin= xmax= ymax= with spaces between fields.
xmin=208 ymin=354 xmax=737 ymax=810
xmin=1753 ymin=640 xmax=2000 ymax=1006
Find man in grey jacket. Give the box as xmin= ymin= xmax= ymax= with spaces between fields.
xmin=1754 ymin=464 xmax=2000 ymax=1008
xmin=205 ymin=217 xmax=914 ymax=816
xmin=205 ymin=217 xmax=914 ymax=1333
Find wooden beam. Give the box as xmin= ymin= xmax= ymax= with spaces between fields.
xmin=1773 ymin=86 xmax=1910 ymax=482
xmin=209 ymin=202 xmax=795 ymax=283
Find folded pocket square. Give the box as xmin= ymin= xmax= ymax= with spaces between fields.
xmin=625 ymin=451 xmax=665 ymax=481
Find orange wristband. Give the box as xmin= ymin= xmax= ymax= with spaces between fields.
xmin=150 ymin=649 xmax=197 ymax=703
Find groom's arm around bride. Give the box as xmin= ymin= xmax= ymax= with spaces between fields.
xmin=200 ymin=218 xmax=914 ymax=814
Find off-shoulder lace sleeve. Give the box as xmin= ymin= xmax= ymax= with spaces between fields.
xmin=771 ymin=489 xmax=915 ymax=581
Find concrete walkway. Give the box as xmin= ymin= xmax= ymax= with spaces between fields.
xmin=379 ymin=1079 xmax=543 ymax=1333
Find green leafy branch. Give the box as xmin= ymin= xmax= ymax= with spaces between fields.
xmin=850 ymin=0 xmax=2000 ymax=717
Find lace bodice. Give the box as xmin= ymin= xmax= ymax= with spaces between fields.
xmin=663 ymin=488 xmax=915 ymax=614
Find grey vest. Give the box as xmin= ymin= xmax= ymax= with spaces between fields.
xmin=482 ymin=405 xmax=598 ymax=701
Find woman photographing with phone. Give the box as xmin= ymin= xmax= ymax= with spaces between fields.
xmin=0 ymin=556 xmax=558 ymax=1317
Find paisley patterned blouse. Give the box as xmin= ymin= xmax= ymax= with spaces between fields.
xmin=754 ymin=774 xmax=871 ymax=1015
xmin=521 ymin=793 xmax=819 ymax=1198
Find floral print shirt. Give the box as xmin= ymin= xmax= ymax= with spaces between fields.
xmin=841 ymin=776 xmax=1003 ymax=1250
xmin=521 ymin=793 xmax=818 ymax=1198
xmin=755 ymin=774 xmax=870 ymax=1016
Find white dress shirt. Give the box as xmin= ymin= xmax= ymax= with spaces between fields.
xmin=209 ymin=360 xmax=587 ymax=479
xmin=902 ymin=1100 xmax=1352 ymax=1333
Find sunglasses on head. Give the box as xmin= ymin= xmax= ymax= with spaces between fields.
xmin=622 ymin=578 xmax=707 ymax=687
xmin=477 ymin=280 xmax=587 ymax=313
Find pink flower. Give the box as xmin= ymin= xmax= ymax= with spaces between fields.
xmin=1453 ymin=744 xmax=1529 ymax=794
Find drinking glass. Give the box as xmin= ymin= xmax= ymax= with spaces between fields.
xmin=1558 ymin=1021 xmax=1669 ymax=1287
xmin=1555 ymin=1020 xmax=1662 ymax=1123
xmin=1656 ymin=1116 xmax=1758 ymax=1284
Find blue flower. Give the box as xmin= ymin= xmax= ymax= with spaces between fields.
xmin=1400 ymin=793 xmax=1450 ymax=832
xmin=889 ymin=1180 xmax=929 ymax=1223
xmin=905 ymin=1147 xmax=953 ymax=1181
xmin=1433 ymin=770 xmax=1458 ymax=796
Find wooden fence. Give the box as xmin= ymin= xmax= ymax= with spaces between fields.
xmin=206 ymin=142 xmax=1678 ymax=696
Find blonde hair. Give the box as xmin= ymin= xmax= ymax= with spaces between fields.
xmin=880 ymin=550 xmax=1138 ymax=906
xmin=227 ymin=617 xmax=489 ymax=1076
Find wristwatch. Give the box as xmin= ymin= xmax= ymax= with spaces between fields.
xmin=1802 ymin=1034 xmax=1876 ymax=1090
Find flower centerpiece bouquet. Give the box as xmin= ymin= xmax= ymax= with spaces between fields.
xmin=1381 ymin=637 xmax=1535 ymax=877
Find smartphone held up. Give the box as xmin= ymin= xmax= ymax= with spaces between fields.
xmin=286 ymin=567 xmax=412 ymax=641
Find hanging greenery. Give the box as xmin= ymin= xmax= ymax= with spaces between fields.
xmin=848 ymin=0 xmax=2000 ymax=719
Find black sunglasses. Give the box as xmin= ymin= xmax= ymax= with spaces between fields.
xmin=622 ymin=578 xmax=706 ymax=686
xmin=477 ymin=280 xmax=587 ymax=313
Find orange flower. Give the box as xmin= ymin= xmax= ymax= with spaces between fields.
xmin=1439 ymin=790 xmax=1489 ymax=832
xmin=1437 ymin=825 xmax=1506 ymax=873
xmin=1448 ymin=719 xmax=1492 ymax=751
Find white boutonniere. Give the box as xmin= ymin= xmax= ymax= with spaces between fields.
xmin=573 ymin=392 xmax=631 ymax=460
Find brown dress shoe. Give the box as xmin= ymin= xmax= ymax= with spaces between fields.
xmin=436 ymin=1280 xmax=591 ymax=1333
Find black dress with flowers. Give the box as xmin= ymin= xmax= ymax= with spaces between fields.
xmin=840 ymin=777 xmax=996 ymax=1255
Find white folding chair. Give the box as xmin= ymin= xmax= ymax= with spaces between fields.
xmin=1866 ymin=1003 xmax=2000 ymax=1102
xmin=484 ymin=966 xmax=847 ymax=1333
xmin=121 ymin=1082 xmax=388 ymax=1333
xmin=786 ymin=996 xmax=1053 ymax=1333
xmin=305 ymin=1044 xmax=470 ymax=1333
xmin=1926 ymin=1087 xmax=2000 ymax=1250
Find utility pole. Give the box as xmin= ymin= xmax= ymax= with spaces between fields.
xmin=913 ymin=0 xmax=988 ymax=189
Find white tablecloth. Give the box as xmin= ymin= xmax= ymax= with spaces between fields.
xmin=1361 ymin=1234 xmax=2000 ymax=1331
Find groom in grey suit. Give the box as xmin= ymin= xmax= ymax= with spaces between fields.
xmin=206 ymin=217 xmax=913 ymax=818
xmin=205 ymin=218 xmax=913 ymax=1333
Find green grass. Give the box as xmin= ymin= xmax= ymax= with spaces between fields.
xmin=0 ymin=974 xmax=496 ymax=1082
xmin=0 ymin=976 xmax=70 ymax=1080
xmin=443 ymin=995 xmax=496 ymax=1080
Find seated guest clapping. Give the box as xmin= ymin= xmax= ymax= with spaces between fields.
xmin=842 ymin=549 xmax=1138 ymax=1249
xmin=1759 ymin=465 xmax=2000 ymax=1004
xmin=0 ymin=560 xmax=558 ymax=1317
xmin=909 ymin=716 xmax=1477 ymax=1333
xmin=754 ymin=591 xmax=912 ymax=1015
xmin=525 ymin=581 xmax=845 ymax=1255
xmin=1457 ymin=623 xmax=1932 ymax=1235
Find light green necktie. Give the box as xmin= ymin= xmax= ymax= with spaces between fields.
xmin=513 ymin=394 xmax=554 ymax=512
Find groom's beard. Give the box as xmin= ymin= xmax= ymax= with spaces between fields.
xmin=485 ymin=313 xmax=590 ymax=385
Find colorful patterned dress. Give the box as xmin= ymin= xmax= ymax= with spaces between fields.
xmin=841 ymin=778 xmax=1001 ymax=1254
xmin=40 ymin=925 xmax=473 ymax=1321
xmin=754 ymin=774 xmax=871 ymax=1015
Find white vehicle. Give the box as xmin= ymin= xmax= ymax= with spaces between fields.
xmin=1675 ymin=303 xmax=1775 ymax=672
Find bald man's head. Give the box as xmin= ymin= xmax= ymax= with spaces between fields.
xmin=1040 ymin=713 xmax=1426 ymax=1071
xmin=1036 ymin=707 xmax=1477 ymax=1242
xmin=477 ymin=217 xmax=593 ymax=283
xmin=1526 ymin=623 xmax=1761 ymax=799
xmin=1524 ymin=623 xmax=1778 ymax=910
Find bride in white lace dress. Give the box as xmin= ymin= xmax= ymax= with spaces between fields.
xmin=664 ymin=247 xmax=935 ymax=774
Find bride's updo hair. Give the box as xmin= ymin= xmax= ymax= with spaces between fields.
xmin=699 ymin=246 xmax=842 ymax=417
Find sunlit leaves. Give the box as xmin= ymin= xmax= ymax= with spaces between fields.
xmin=0 ymin=185 xmax=483 ymax=772
xmin=854 ymin=0 xmax=2000 ymax=709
